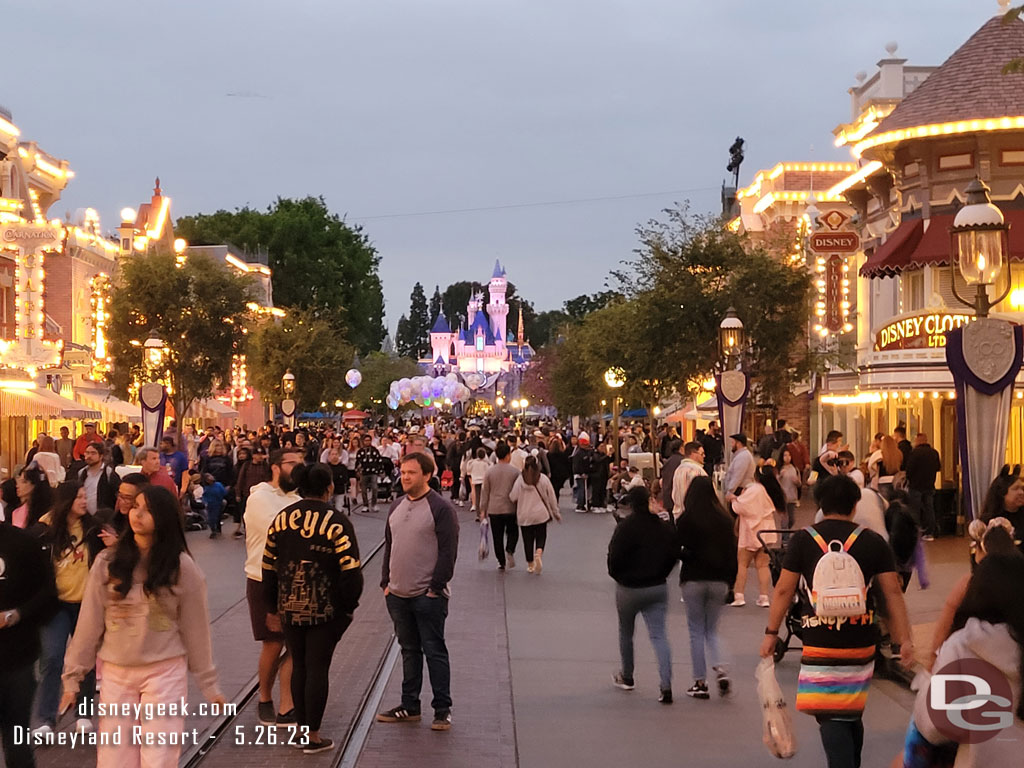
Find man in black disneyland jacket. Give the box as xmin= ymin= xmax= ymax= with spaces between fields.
xmin=0 ymin=524 xmax=58 ymax=767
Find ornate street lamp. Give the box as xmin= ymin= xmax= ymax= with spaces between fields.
xmin=281 ymin=369 xmax=297 ymax=430
xmin=715 ymin=308 xmax=750 ymax=472
xmin=949 ymin=178 xmax=1011 ymax=318
xmin=718 ymin=307 xmax=745 ymax=365
xmin=604 ymin=367 xmax=626 ymax=458
xmin=944 ymin=178 xmax=1022 ymax=524
xmin=140 ymin=331 xmax=168 ymax=448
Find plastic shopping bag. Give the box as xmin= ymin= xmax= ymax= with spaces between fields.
xmin=478 ymin=517 xmax=491 ymax=560
xmin=755 ymin=658 xmax=797 ymax=759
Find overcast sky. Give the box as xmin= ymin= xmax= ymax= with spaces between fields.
xmin=11 ymin=1 xmax=992 ymax=328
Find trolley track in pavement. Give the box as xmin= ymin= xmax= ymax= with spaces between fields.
xmin=180 ymin=536 xmax=390 ymax=768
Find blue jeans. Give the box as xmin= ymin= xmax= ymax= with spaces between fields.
xmin=615 ymin=583 xmax=671 ymax=690
xmin=575 ymin=476 xmax=589 ymax=509
xmin=681 ymin=581 xmax=728 ymax=680
xmin=37 ymin=601 xmax=96 ymax=726
xmin=386 ymin=592 xmax=451 ymax=712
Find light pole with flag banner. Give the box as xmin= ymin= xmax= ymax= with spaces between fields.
xmin=944 ymin=178 xmax=1021 ymax=522
xmin=716 ymin=308 xmax=749 ymax=469
xmin=140 ymin=331 xmax=168 ymax=448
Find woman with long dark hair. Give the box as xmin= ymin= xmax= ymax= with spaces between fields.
xmin=12 ymin=464 xmax=53 ymax=528
xmin=902 ymin=552 xmax=1024 ymax=765
xmin=61 ymin=485 xmax=223 ymax=768
xmin=35 ymin=482 xmax=104 ymax=735
xmin=677 ymin=476 xmax=738 ymax=700
xmin=510 ymin=455 xmax=561 ymax=574
xmin=981 ymin=465 xmax=1024 ymax=555
xmin=262 ymin=463 xmax=363 ymax=754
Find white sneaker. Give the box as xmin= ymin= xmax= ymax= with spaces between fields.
xmin=506 ymin=552 xmax=515 ymax=569
xmin=76 ymin=718 xmax=93 ymax=734
xmin=527 ymin=562 xmax=535 ymax=574
xmin=756 ymin=595 xmax=771 ymax=608
xmin=34 ymin=724 xmax=53 ymax=738
xmin=729 ymin=596 xmax=746 ymax=607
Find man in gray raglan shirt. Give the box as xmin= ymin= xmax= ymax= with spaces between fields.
xmin=376 ymin=451 xmax=459 ymax=732
xmin=480 ymin=441 xmax=521 ymax=570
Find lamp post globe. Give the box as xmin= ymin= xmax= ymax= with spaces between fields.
xmin=719 ymin=307 xmax=745 ymax=363
xmin=143 ymin=331 xmax=166 ymax=372
xmin=604 ymin=367 xmax=626 ymax=389
xmin=282 ymin=369 xmax=296 ymax=396
xmin=949 ymin=178 xmax=1010 ymax=317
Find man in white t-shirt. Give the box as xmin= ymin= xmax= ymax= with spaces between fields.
xmin=244 ymin=448 xmax=301 ymax=725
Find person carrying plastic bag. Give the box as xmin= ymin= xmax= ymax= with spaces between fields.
xmin=759 ymin=475 xmax=915 ymax=768
xmin=755 ymin=657 xmax=797 ymax=758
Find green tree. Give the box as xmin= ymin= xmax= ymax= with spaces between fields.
xmin=354 ymin=352 xmax=422 ymax=410
xmin=441 ymin=281 xmax=477 ymax=330
xmin=246 ymin=307 xmax=354 ymax=411
xmin=396 ymin=283 xmax=430 ymax=359
xmin=1003 ymin=6 xmax=1024 ymax=73
xmin=106 ymin=250 xmax=253 ymax=436
xmin=563 ymin=291 xmax=622 ymax=322
xmin=429 ymin=285 xmax=443 ymax=324
xmin=175 ymin=197 xmax=385 ymax=353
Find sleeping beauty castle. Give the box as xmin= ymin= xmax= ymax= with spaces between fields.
xmin=423 ymin=260 xmax=535 ymax=379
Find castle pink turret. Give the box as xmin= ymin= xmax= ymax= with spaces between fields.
xmin=487 ymin=259 xmax=508 ymax=350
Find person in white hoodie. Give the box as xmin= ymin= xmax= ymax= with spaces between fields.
xmin=243 ymin=448 xmax=301 ymax=726
xmin=899 ymin=552 xmax=1024 ymax=768
xmin=510 ymin=455 xmax=561 ymax=574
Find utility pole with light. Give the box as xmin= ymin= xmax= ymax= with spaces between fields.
xmin=281 ymin=369 xmax=297 ymax=431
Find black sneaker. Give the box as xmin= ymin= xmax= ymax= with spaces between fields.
xmin=713 ymin=667 xmax=731 ymax=697
xmin=431 ymin=709 xmax=452 ymax=731
xmin=303 ymin=738 xmax=333 ymax=754
xmin=612 ymin=672 xmax=635 ymax=691
xmin=375 ymin=706 xmax=421 ymax=723
xmin=686 ymin=680 xmax=710 ymax=699
xmin=275 ymin=708 xmax=296 ymax=725
xmin=658 ymin=689 xmax=673 ymax=704
xmin=257 ymin=700 xmax=275 ymax=725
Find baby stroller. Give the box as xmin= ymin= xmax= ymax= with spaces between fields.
xmin=184 ymin=491 xmax=209 ymax=532
xmin=377 ymin=457 xmax=396 ymax=502
xmin=758 ymin=529 xmax=805 ymax=664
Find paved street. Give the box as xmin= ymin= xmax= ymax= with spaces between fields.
xmin=31 ymin=491 xmax=969 ymax=768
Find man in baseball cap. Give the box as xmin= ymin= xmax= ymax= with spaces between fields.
xmin=723 ymin=433 xmax=755 ymax=494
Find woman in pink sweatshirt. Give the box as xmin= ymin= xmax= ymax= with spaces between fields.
xmin=60 ymin=485 xmax=224 ymax=768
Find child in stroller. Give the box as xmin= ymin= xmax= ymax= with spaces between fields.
xmin=758 ymin=529 xmax=806 ymax=663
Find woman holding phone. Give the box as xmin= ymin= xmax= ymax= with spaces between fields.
xmin=61 ymin=485 xmax=224 ymax=768
xmin=35 ymin=482 xmax=105 ymax=735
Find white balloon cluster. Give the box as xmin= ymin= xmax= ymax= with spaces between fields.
xmin=387 ymin=373 xmax=470 ymax=410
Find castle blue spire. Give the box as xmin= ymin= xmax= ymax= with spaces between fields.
xmin=430 ymin=313 xmax=451 ymax=334
xmin=491 ymin=259 xmax=505 ymax=279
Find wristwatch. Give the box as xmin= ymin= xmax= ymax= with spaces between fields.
xmin=764 ymin=627 xmax=779 ymax=635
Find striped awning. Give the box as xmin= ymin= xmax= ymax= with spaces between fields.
xmin=186 ymin=398 xmax=239 ymax=421
xmin=74 ymin=388 xmax=142 ymax=423
xmin=0 ymin=387 xmax=103 ymax=420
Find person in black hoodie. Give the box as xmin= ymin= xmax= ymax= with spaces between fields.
xmin=262 ymin=463 xmax=362 ymax=754
xmin=0 ymin=521 xmax=58 ymax=767
xmin=607 ymin=487 xmax=678 ymax=703
xmin=677 ymin=476 xmax=739 ymax=700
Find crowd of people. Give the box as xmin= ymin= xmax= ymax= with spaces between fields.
xmin=1 ymin=412 xmax=1022 ymax=768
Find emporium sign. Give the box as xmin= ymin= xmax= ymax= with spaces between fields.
xmin=874 ymin=312 xmax=974 ymax=351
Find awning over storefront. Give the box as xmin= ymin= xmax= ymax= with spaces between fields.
xmin=859 ymin=219 xmax=924 ymax=278
xmin=860 ymin=209 xmax=1024 ymax=278
xmin=185 ymin=398 xmax=238 ymax=421
xmin=74 ymin=388 xmax=142 ymax=423
xmin=1 ymin=387 xmax=102 ymax=420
